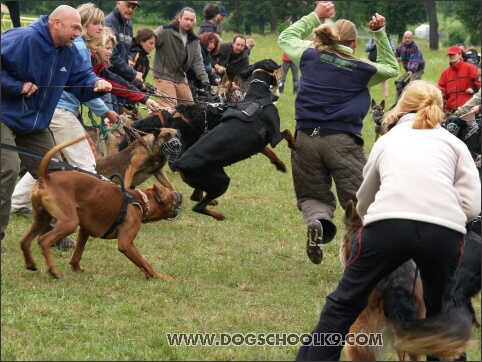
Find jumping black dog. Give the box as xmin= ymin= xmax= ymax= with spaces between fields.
xmin=171 ymin=59 xmax=295 ymax=220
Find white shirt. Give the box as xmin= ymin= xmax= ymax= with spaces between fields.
xmin=357 ymin=113 xmax=481 ymax=234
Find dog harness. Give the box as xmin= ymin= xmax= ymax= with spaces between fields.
xmin=100 ymin=174 xmax=143 ymax=238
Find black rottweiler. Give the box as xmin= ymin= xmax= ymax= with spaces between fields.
xmin=171 ymin=59 xmax=296 ymax=220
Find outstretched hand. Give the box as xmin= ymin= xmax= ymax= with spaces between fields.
xmin=368 ymin=13 xmax=386 ymax=31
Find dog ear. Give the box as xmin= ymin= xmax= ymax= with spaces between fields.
xmin=237 ymin=64 xmax=255 ymax=79
xmin=262 ymin=59 xmax=281 ymax=73
xmin=344 ymin=200 xmax=355 ymax=227
xmin=371 ymin=99 xmax=376 ymax=108
xmin=380 ymin=100 xmax=385 ymax=109
xmin=152 ymin=128 xmax=161 ymax=138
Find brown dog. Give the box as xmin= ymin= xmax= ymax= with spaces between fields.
xmin=95 ymin=128 xmax=181 ymax=190
xmin=341 ymin=200 xmax=473 ymax=361
xmin=19 ymin=135 xmax=182 ymax=279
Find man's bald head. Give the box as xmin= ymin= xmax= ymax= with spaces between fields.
xmin=403 ymin=31 xmax=413 ymax=45
xmin=48 ymin=5 xmax=82 ymax=47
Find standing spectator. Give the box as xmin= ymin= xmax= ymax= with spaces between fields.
xmin=9 ymin=3 xmax=120 ymax=250
xmin=1 ymin=5 xmax=112 ymax=244
xmin=457 ymin=43 xmax=468 ymax=62
xmin=295 ymin=79 xmax=480 ymax=361
xmin=92 ymin=28 xmax=160 ymax=112
xmin=279 ymin=52 xmax=299 ymax=94
xmin=5 ymin=1 xmax=20 ymax=28
xmin=438 ymin=46 xmax=480 ymax=112
xmin=278 ymin=2 xmax=398 ymax=264
xmin=365 ymin=35 xmax=395 ymax=102
xmin=186 ymin=32 xmax=221 ymax=98
xmin=213 ymin=35 xmax=250 ymax=92
xmin=246 ymin=38 xmax=256 ymax=57
xmin=130 ymin=27 xmax=158 ymax=92
xmin=215 ymin=6 xmax=228 ymax=38
xmin=394 ymin=30 xmax=425 ymax=100
xmin=152 ymin=7 xmax=211 ymax=108
xmin=105 ymin=1 xmax=143 ymax=111
xmin=198 ymin=3 xmax=220 ymax=35
xmin=466 ymin=48 xmax=481 ymax=68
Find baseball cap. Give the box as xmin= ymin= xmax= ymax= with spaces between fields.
xmin=447 ymin=46 xmax=461 ymax=55
xmin=126 ymin=1 xmax=140 ymax=7
xmin=220 ymin=7 xmax=228 ymax=16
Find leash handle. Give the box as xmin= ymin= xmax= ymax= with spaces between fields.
xmin=87 ymin=110 xmax=121 ymax=140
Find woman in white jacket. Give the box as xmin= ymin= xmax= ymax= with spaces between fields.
xmin=296 ymin=80 xmax=480 ymax=361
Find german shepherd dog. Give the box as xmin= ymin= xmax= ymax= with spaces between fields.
xmin=371 ymin=99 xmax=385 ymax=142
xmin=171 ymin=59 xmax=296 ymax=220
xmin=341 ymin=200 xmax=473 ymax=361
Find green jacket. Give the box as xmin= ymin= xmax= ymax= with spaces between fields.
xmin=278 ymin=12 xmax=398 ymax=88
xmin=152 ymin=24 xmax=209 ymax=84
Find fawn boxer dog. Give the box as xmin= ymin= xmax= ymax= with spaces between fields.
xmin=18 ymin=135 xmax=182 ymax=279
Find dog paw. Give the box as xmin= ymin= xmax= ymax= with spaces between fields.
xmin=69 ymin=263 xmax=85 ymax=272
xmin=26 ymin=265 xmax=38 ymax=271
xmin=48 ymin=267 xmax=60 ymax=279
xmin=150 ymin=273 xmax=172 ymax=280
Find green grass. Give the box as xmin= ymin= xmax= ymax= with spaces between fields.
xmin=1 ymin=31 xmax=480 ymax=361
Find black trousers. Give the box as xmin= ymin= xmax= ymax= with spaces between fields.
xmin=296 ymin=219 xmax=465 ymax=361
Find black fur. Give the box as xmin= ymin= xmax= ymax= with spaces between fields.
xmin=118 ymin=103 xmax=227 ymax=154
xmin=452 ymin=229 xmax=481 ymax=327
xmin=171 ymin=59 xmax=284 ymax=220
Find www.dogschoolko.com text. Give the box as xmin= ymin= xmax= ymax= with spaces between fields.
xmin=166 ymin=332 xmax=383 ymax=347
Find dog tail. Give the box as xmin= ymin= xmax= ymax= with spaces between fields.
xmin=389 ymin=301 xmax=473 ymax=360
xmin=38 ymin=135 xmax=88 ymax=180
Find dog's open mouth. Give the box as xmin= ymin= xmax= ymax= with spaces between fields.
xmin=162 ymin=138 xmax=183 ymax=163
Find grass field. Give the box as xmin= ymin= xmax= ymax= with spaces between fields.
xmin=1 ymin=28 xmax=480 ymax=361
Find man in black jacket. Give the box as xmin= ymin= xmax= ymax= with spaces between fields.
xmin=213 ymin=35 xmax=250 ymax=92
xmin=105 ymin=1 xmax=144 ymax=111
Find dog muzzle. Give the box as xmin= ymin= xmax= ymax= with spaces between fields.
xmin=162 ymin=138 xmax=183 ymax=163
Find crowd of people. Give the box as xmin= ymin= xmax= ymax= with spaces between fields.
xmin=1 ymin=1 xmax=481 ymax=360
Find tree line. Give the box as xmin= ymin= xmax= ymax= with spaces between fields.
xmin=19 ymin=1 xmax=481 ymax=49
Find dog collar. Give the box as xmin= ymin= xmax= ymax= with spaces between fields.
xmin=137 ymin=190 xmax=150 ymax=219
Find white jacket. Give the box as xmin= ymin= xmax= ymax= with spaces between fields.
xmin=357 ymin=113 xmax=481 ymax=234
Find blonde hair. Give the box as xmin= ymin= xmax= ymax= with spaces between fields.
xmin=92 ymin=27 xmax=117 ymax=67
xmin=76 ymin=3 xmax=105 ymax=52
xmin=383 ymin=80 xmax=445 ymax=130
xmin=313 ymin=19 xmax=357 ymax=57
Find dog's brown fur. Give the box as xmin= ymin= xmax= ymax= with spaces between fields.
xmin=18 ymin=135 xmax=182 ymax=279
xmin=341 ymin=200 xmax=473 ymax=361
xmin=95 ymin=128 xmax=180 ymax=190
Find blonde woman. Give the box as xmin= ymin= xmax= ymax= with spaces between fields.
xmin=91 ymin=28 xmax=160 ymax=111
xmin=296 ymin=80 xmax=480 ymax=361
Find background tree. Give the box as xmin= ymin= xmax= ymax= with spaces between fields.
xmin=427 ymin=0 xmax=439 ymax=50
